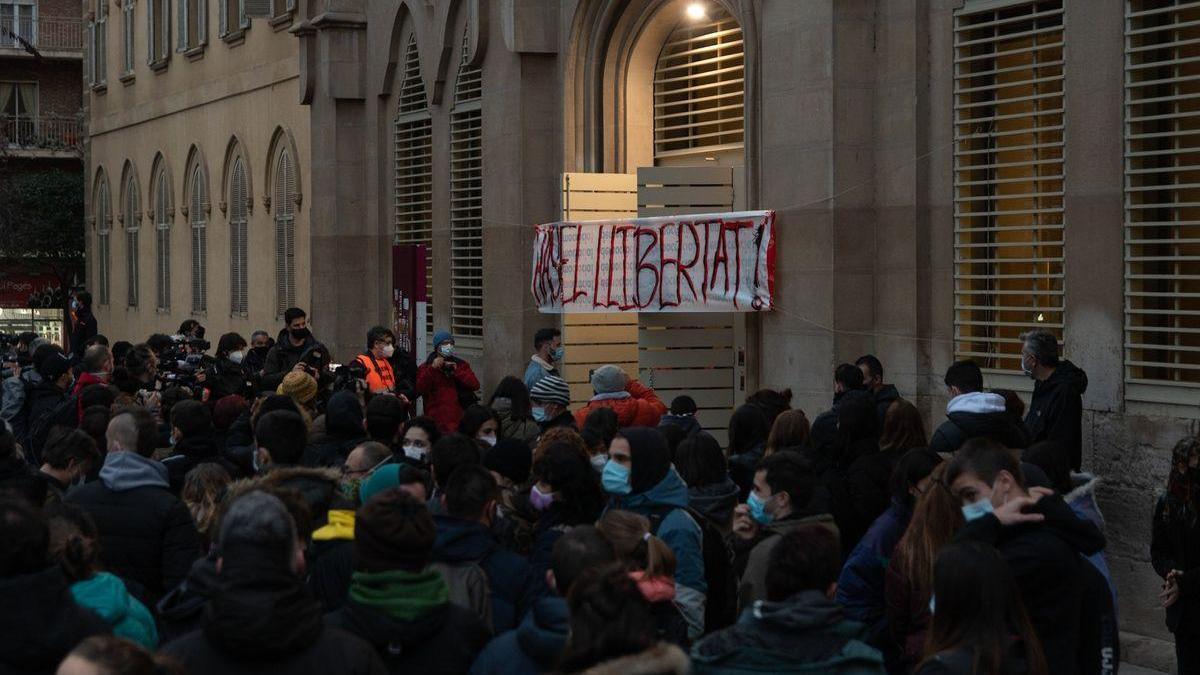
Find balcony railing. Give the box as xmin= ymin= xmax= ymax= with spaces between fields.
xmin=1 ymin=115 xmax=82 ymax=154
xmin=0 ymin=16 xmax=83 ymax=53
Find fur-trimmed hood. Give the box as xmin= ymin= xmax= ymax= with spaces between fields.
xmin=223 ymin=465 xmax=342 ymax=531
xmin=581 ymin=643 xmax=691 ymax=675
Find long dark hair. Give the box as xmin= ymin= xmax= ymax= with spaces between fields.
xmin=558 ymin=563 xmax=657 ymax=673
xmin=534 ymin=442 xmax=604 ymax=526
xmin=879 ymin=399 xmax=927 ymax=453
xmin=727 ymin=404 xmax=769 ymax=456
xmin=673 ymin=432 xmax=726 ymax=487
xmin=489 ymin=376 xmax=533 ymax=421
xmin=216 ymin=332 xmax=247 ymax=360
xmin=921 ymin=541 xmax=1047 ymax=675
xmin=458 ymin=404 xmax=500 ymax=439
xmin=1164 ymin=436 xmax=1200 ymax=523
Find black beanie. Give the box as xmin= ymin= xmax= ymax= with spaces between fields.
xmin=353 ymin=490 xmax=435 ymax=573
xmin=623 ymin=427 xmax=671 ymax=494
xmin=483 ymin=438 xmax=531 ymax=485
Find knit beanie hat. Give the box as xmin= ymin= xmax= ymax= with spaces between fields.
xmin=432 ymin=330 xmax=453 ymax=350
xmin=37 ymin=352 xmax=71 ymax=382
xmin=359 ymin=464 xmax=402 ymax=505
xmin=622 ymin=427 xmax=671 ymax=495
xmin=354 ymin=490 xmax=435 ymax=573
xmin=529 ymin=375 xmax=571 ymax=407
xmin=483 ymin=438 xmax=532 ymax=485
xmin=277 ymin=371 xmax=317 ymax=406
xmin=590 ymin=365 xmax=628 ymax=395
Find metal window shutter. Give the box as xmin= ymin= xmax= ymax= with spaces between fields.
xmin=97 ymin=12 xmax=106 ymax=84
xmin=98 ymin=179 xmax=111 ymax=305
xmin=146 ymin=0 xmax=153 ymax=64
xmin=197 ymin=0 xmax=206 ymax=45
xmin=274 ymin=150 xmax=296 ymax=316
xmin=230 ymin=158 xmax=248 ymax=316
xmin=191 ymin=166 xmax=206 ymax=313
xmin=87 ymin=21 xmax=95 ymax=85
xmin=156 ymin=170 xmax=171 ymax=311
xmin=653 ymin=8 xmax=744 ymax=160
xmin=1125 ymin=0 xmax=1200 ymax=398
xmin=394 ymin=35 xmax=435 ymax=337
xmin=952 ymin=0 xmax=1065 ymax=374
xmin=124 ymin=2 xmax=134 ymax=73
xmin=450 ymin=26 xmax=483 ymax=351
xmin=176 ymin=0 xmax=186 ymax=50
xmin=219 ymin=0 xmax=226 ymax=36
xmin=126 ymin=178 xmax=139 ymax=307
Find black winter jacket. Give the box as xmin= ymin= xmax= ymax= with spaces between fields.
xmin=955 ymin=493 xmax=1105 ymax=675
xmin=302 ymin=392 xmax=367 ymax=469
xmin=929 ymin=392 xmax=1030 ymax=455
xmin=327 ymin=597 xmax=492 ymax=675
xmin=260 ymin=333 xmax=318 ymax=391
xmin=1024 ymin=360 xmax=1088 ymax=470
xmin=0 ymin=566 xmax=109 ymax=675
xmin=64 ymin=451 xmax=202 ymax=606
xmin=1151 ymin=493 xmax=1200 ymax=636
xmin=156 ymin=553 xmax=220 ymax=644
xmin=872 ymin=384 xmax=900 ymax=429
xmin=162 ymin=434 xmax=240 ymax=495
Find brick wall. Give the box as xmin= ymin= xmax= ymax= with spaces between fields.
xmin=0 ymin=59 xmax=83 ymax=116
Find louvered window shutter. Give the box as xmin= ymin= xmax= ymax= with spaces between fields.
xmin=274 ymin=150 xmax=296 ymax=316
xmin=146 ymin=0 xmax=154 ymax=63
xmin=123 ymin=2 xmax=133 ymax=73
xmin=191 ymin=168 xmax=207 ymax=313
xmin=87 ymin=21 xmax=95 ymax=85
xmin=127 ymin=178 xmax=140 ymax=308
xmin=952 ymin=0 xmax=1065 ymax=374
xmin=219 ymin=0 xmax=227 ymax=36
xmin=230 ymin=159 xmax=248 ymax=316
xmin=449 ymin=27 xmax=483 ymax=351
xmin=394 ymin=35 xmax=434 ymax=337
xmin=176 ymin=0 xmax=186 ymax=50
xmin=197 ymin=0 xmax=206 ymax=45
xmin=156 ymin=171 xmax=171 ymax=312
xmin=1124 ymin=0 xmax=1200 ymax=398
xmin=238 ymin=0 xmax=249 ymax=29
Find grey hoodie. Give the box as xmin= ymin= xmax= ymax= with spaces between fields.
xmin=100 ymin=451 xmax=170 ymax=491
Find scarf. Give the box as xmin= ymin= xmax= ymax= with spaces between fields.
xmin=348 ymin=568 xmax=448 ymax=621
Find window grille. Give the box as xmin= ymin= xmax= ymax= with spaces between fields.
xmin=274 ymin=149 xmax=296 ymax=316
xmin=450 ymin=27 xmax=482 ymax=350
xmin=125 ymin=175 xmax=140 ymax=307
xmin=154 ymin=168 xmax=171 ymax=312
xmin=952 ymin=0 xmax=1065 ymax=373
xmin=229 ymin=157 xmax=249 ymax=316
xmin=394 ymin=35 xmax=434 ymax=337
xmin=653 ymin=6 xmax=744 ymax=160
xmin=1125 ymin=0 xmax=1200 ymax=395
xmin=190 ymin=165 xmax=207 ymax=313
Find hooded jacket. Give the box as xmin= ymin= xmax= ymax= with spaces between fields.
xmin=261 ymin=331 xmax=318 ymax=391
xmin=65 ymin=451 xmax=202 ymax=606
xmin=872 ymin=384 xmax=900 ymax=429
xmin=71 ymin=571 xmax=158 ymax=648
xmin=578 ymin=643 xmax=691 ymax=675
xmin=432 ymin=515 xmax=544 ymax=634
xmin=162 ymin=560 xmax=386 ymax=675
xmin=837 ymin=500 xmax=911 ymax=636
xmin=0 ymin=368 xmax=41 ymax=437
xmin=659 ymin=413 xmax=703 ymax=438
xmin=0 ymin=566 xmax=109 ymax=675
xmin=573 ymin=380 xmax=667 ymax=429
xmin=929 ymin=392 xmax=1029 ymax=455
xmin=1024 ymin=360 xmax=1088 ymax=470
xmin=416 ymin=356 xmax=481 ymax=434
xmin=955 ymin=493 xmax=1106 ymax=675
xmin=691 ymin=590 xmax=886 ymax=674
xmin=303 ymin=392 xmax=368 ymax=468
xmin=156 ymin=553 xmax=220 ymax=644
xmin=1065 ymin=474 xmax=1118 ymax=612
xmin=469 ymin=595 xmax=568 ymax=675
xmin=689 ymin=477 xmax=740 ymax=534
xmin=493 ymin=397 xmax=541 ymax=448
xmin=738 ymin=512 xmax=839 ymax=610
xmin=327 ymin=582 xmax=491 ymax=675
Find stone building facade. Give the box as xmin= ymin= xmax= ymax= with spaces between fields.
xmin=85 ymin=0 xmax=1196 ymax=666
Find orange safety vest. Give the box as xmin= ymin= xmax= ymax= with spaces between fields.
xmin=357 ymin=353 xmax=396 ymax=393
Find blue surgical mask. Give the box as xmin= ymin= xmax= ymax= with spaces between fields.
xmin=961 ymin=497 xmax=994 ymax=522
xmin=747 ymin=490 xmax=774 ymax=525
xmin=552 ymin=346 xmax=565 ymax=362
xmin=928 ymin=594 xmax=936 ymax=615
xmin=531 ymin=407 xmax=548 ymax=423
xmin=602 ymin=459 xmax=632 ymax=495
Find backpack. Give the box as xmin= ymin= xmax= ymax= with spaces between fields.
xmin=646 ymin=504 xmax=739 ymax=633
xmin=26 ymin=392 xmax=81 ymax=464
xmin=431 ymin=560 xmax=493 ymax=631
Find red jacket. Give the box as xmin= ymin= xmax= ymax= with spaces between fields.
xmin=573 ymin=380 xmax=667 ymax=429
xmin=72 ymin=371 xmax=108 ymax=423
xmin=416 ymin=358 xmax=480 ymax=434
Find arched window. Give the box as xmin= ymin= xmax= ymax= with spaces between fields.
xmin=124 ymin=173 xmax=140 ymax=307
xmin=653 ymin=6 xmax=744 ymax=161
xmin=95 ymin=173 xmax=112 ymax=305
xmin=153 ymin=166 xmax=171 ymax=311
xmin=394 ymin=34 xmax=433 ymax=336
xmin=229 ymin=157 xmax=249 ymax=316
xmin=189 ymin=165 xmax=207 ymax=314
xmin=273 ymin=148 xmax=296 ymax=316
xmin=450 ymin=25 xmax=482 ymax=350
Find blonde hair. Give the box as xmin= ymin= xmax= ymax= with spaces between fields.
xmin=182 ymin=463 xmax=234 ymax=544
xmin=596 ymin=510 xmax=676 ymax=579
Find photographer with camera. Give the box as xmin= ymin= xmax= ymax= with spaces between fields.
xmin=262 ymin=307 xmax=324 ymax=392
xmin=203 ymin=332 xmax=254 ymax=401
xmin=415 ymin=330 xmax=480 ymax=434
xmin=356 ymin=327 xmax=399 ymax=396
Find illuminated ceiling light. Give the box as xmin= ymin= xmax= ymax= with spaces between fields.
xmin=1036 ymin=313 xmax=1045 ymax=322
xmin=686 ymin=2 xmax=707 ymax=20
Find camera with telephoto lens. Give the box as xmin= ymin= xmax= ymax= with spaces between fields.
xmin=157 ymin=334 xmax=215 ymax=395
xmin=332 ymin=359 xmax=369 ymax=394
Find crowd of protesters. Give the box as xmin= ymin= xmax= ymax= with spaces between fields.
xmin=0 ymin=297 xmax=1194 ymax=675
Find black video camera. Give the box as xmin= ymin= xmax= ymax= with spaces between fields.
xmin=332 ymin=359 xmax=369 ymax=394
xmin=157 ymin=334 xmax=215 ymax=396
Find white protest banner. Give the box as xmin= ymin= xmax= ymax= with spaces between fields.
xmin=531 ymin=210 xmax=775 ymax=313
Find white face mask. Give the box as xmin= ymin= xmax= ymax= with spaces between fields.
xmin=403 ymin=444 xmax=426 ymax=461
xmin=228 ymin=350 xmax=245 ymax=364
xmin=590 ymin=453 xmax=609 ymax=472
xmin=381 ymin=344 xmax=395 ymax=359
xmin=479 ymin=432 xmax=497 ymax=447
xmin=439 ymin=344 xmax=455 ymax=358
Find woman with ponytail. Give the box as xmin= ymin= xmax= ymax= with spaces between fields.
xmin=47 ymin=504 xmax=159 ymax=648
xmin=596 ymin=509 xmax=690 ymax=647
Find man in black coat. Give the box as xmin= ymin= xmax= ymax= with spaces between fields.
xmin=70 ymin=291 xmax=98 ymax=359
xmin=163 ymin=491 xmax=386 ymax=675
xmin=65 ymin=406 xmax=201 ymax=606
xmin=808 ymin=363 xmax=866 ymax=455
xmin=162 ymin=399 xmax=239 ymax=495
xmin=947 ymin=439 xmax=1107 ymax=675
xmin=0 ymin=496 xmax=108 ymax=674
xmin=1020 ymin=329 xmax=1089 ymax=471
xmin=856 ymin=354 xmax=900 ymax=428
xmin=262 ymin=307 xmax=320 ymax=391
xmin=929 ymin=360 xmax=1029 ymax=455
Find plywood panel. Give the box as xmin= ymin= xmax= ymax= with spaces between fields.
xmin=639 ymin=313 xmax=732 ymax=328
xmin=639 ymin=327 xmax=734 ymax=348
xmin=647 ymin=368 xmax=734 ymax=389
xmin=640 ymin=348 xmax=733 ymax=369
xmin=652 ymin=389 xmax=734 ymax=409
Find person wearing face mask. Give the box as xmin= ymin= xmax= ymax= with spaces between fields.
xmin=356 ymin=326 xmax=399 ymax=395
xmin=459 ymin=404 xmax=501 ymax=450
xmin=1019 ymin=328 xmax=1088 ymax=472
xmin=731 ymin=450 xmax=837 ymax=610
xmin=397 ymin=416 xmax=440 ymax=468
xmin=261 ymin=307 xmax=318 ymax=391
xmin=242 ymin=330 xmax=274 ymax=376
xmin=416 ymin=330 xmax=480 ymax=434
xmin=203 ymin=332 xmax=253 ymax=401
xmin=528 ymin=375 xmax=575 ymax=432
xmin=524 ymin=328 xmax=563 ymax=391
xmin=38 ymin=428 xmax=102 ymax=504
xmin=946 ymin=438 xmax=1108 ymax=675
xmin=528 ymin=441 xmax=604 ymax=577
xmin=69 ymin=291 xmax=98 ymax=359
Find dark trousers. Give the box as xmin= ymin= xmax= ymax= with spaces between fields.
xmin=1179 ymin=633 xmax=1200 ymax=675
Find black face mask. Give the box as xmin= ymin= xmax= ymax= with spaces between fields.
xmin=289 ymin=328 xmax=310 ymax=341
xmin=251 ymin=346 xmax=271 ymax=358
